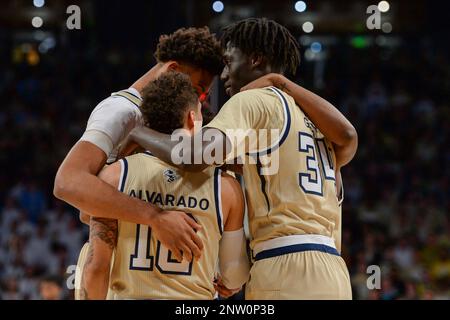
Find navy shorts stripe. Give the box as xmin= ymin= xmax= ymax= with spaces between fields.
xmin=255 ymin=243 xmax=340 ymax=261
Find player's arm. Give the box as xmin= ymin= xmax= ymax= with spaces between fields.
xmin=127 ymin=92 xmax=261 ymax=173
xmin=241 ymin=74 xmax=358 ymax=168
xmin=80 ymin=162 xmax=119 ymax=300
xmin=127 ymin=126 xmax=229 ymax=172
xmin=81 ymin=217 xmax=117 ymax=300
xmin=54 ymin=106 xmax=204 ymax=262
xmin=216 ymin=172 xmax=249 ymax=296
xmin=79 ymin=211 xmax=90 ymax=225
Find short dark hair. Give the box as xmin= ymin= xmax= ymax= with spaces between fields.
xmin=221 ymin=18 xmax=300 ymax=75
xmin=140 ymin=72 xmax=199 ymax=134
xmin=40 ymin=274 xmax=63 ymax=287
xmin=155 ymin=27 xmax=224 ymax=75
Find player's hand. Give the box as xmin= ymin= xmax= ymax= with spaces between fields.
xmin=150 ymin=210 xmax=204 ymax=262
xmin=213 ymin=277 xmax=241 ymax=298
xmin=240 ymin=73 xmax=284 ymax=92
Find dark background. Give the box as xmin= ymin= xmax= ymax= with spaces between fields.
xmin=0 ymin=0 xmax=448 ymax=300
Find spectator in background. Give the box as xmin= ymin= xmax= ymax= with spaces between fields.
xmin=10 ymin=180 xmax=46 ymax=224
xmin=39 ymin=275 xmax=64 ymax=300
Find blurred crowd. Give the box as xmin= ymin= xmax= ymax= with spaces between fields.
xmin=0 ymin=34 xmax=449 ymax=299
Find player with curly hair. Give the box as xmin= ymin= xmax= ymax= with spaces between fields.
xmin=81 ymin=72 xmax=249 ymax=299
xmin=53 ymin=27 xmax=223 ymax=300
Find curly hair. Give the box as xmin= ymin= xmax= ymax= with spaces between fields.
xmin=155 ymin=27 xmax=224 ymax=75
xmin=221 ymin=18 xmax=300 ymax=76
xmin=140 ymin=72 xmax=199 ymax=134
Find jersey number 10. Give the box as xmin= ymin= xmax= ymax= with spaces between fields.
xmin=129 ymin=224 xmax=193 ymax=275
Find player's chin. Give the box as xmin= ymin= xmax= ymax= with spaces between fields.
xmin=229 ymin=87 xmax=240 ymax=97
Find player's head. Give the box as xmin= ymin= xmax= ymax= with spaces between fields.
xmin=140 ymin=71 xmax=201 ymax=135
xmin=154 ymin=27 xmax=223 ymax=101
xmin=220 ymin=18 xmax=300 ymax=96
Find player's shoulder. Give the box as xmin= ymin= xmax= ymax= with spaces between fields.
xmin=220 ymin=170 xmax=243 ymax=199
xmin=124 ymin=151 xmax=160 ymax=165
xmin=90 ymin=88 xmax=142 ymax=118
xmin=224 ymin=87 xmax=281 ymax=108
xmin=98 ymin=160 xmax=122 ymax=187
xmin=231 ymin=87 xmax=274 ymax=99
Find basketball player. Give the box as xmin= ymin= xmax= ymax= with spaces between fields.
xmin=125 ymin=18 xmax=358 ymax=299
xmin=53 ymin=27 xmax=224 ymax=299
xmin=81 ymin=72 xmax=249 ymax=299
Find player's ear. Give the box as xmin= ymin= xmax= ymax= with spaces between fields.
xmin=250 ymin=54 xmax=264 ymax=69
xmin=187 ymin=108 xmax=201 ymax=133
xmin=157 ymin=61 xmax=179 ymax=76
xmin=166 ymin=61 xmax=180 ymax=71
xmin=187 ymin=109 xmax=196 ymax=129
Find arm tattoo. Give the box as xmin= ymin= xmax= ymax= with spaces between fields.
xmin=89 ymin=218 xmax=118 ymax=250
xmin=79 ymin=244 xmax=93 ymax=300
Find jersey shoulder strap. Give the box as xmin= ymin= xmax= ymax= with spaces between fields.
xmin=111 ymin=90 xmax=142 ymax=108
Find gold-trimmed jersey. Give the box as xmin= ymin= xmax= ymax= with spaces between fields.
xmin=110 ymin=153 xmax=223 ymax=299
xmin=206 ymin=87 xmax=342 ymax=252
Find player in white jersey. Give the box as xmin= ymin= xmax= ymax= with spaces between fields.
xmin=52 ymin=27 xmax=225 ymax=299
xmin=81 ymin=72 xmax=249 ymax=299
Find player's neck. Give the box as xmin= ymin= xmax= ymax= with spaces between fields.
xmin=130 ymin=64 xmax=162 ymax=94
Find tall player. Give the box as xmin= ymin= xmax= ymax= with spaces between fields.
xmin=81 ymin=72 xmax=249 ymax=299
xmin=125 ymin=18 xmax=358 ymax=299
xmin=53 ymin=27 xmax=224 ymax=299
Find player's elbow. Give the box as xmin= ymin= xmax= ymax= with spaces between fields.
xmin=53 ymin=168 xmax=78 ymax=201
xmin=53 ymin=171 xmax=69 ymax=200
xmin=339 ymin=124 xmax=358 ymax=147
xmin=79 ymin=212 xmax=90 ymax=225
xmin=335 ymin=131 xmax=358 ymax=168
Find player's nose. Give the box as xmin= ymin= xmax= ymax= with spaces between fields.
xmin=220 ymin=66 xmax=229 ymax=82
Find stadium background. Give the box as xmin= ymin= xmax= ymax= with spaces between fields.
xmin=0 ymin=0 xmax=448 ymax=300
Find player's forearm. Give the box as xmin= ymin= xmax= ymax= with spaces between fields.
xmin=219 ymin=228 xmax=250 ymax=289
xmin=81 ymin=262 xmax=110 ymax=300
xmin=81 ymin=217 xmax=117 ymax=300
xmin=273 ymin=74 xmax=358 ymax=148
xmin=129 ymin=126 xmax=214 ymax=172
xmin=129 ymin=126 xmax=180 ymax=165
xmin=55 ymin=170 xmax=161 ymax=225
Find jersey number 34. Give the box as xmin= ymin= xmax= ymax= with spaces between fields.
xmin=298 ymin=132 xmax=335 ymax=196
